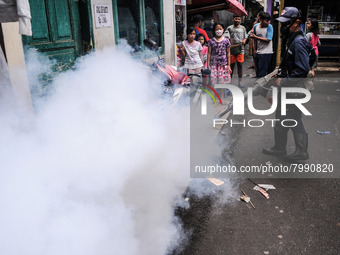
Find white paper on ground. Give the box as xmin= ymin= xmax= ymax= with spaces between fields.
xmin=207 ymin=177 xmax=224 ymax=186
xmin=253 ymin=184 xmax=276 ymax=190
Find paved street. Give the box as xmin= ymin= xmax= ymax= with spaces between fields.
xmin=174 ymin=59 xmax=340 ymax=254
xmin=232 ymin=71 xmax=340 ymax=178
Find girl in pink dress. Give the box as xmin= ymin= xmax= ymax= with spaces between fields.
xmin=197 ymin=33 xmax=208 ymax=68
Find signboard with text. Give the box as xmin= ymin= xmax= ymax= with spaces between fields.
xmin=94 ymin=4 xmax=111 ymax=28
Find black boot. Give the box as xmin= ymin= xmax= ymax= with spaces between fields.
xmin=284 ymin=132 xmax=309 ymax=161
xmin=263 ymin=130 xmax=287 ymax=156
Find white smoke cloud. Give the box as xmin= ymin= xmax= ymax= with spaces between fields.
xmin=0 ymin=47 xmax=190 ymax=255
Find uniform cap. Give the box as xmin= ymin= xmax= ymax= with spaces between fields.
xmin=276 ymin=7 xmax=300 ymax=22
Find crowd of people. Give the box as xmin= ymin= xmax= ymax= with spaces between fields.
xmin=177 ymin=10 xmax=320 ymax=88
xmin=178 ymin=12 xmax=277 ymax=89
xmin=178 ymin=7 xmax=321 ymax=161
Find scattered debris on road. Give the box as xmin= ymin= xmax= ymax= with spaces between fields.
xmin=240 ymin=195 xmax=250 ymax=203
xmin=207 ymin=176 xmax=224 ymax=186
xmin=253 ymin=184 xmax=276 ymax=190
xmin=240 ymin=189 xmax=255 ymax=209
xmin=247 ymin=178 xmax=271 ymax=199
xmin=247 ymin=179 xmax=275 ymax=199
xmin=257 ymin=188 xmax=270 ymax=199
xmin=317 ymin=130 xmax=331 ymax=135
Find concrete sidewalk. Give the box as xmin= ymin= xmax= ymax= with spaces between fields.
xmin=316 ymin=60 xmax=340 ymax=72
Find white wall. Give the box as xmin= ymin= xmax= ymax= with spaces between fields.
xmin=91 ymin=0 xmax=116 ymax=50
xmin=163 ymin=0 xmax=176 ymax=65
xmin=2 ymin=22 xmax=33 ymax=112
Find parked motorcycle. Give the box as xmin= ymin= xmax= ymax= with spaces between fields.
xmin=143 ymin=39 xmax=192 ymax=103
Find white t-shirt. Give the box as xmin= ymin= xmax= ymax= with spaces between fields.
xmin=254 ymin=23 xmax=273 ymax=54
xmin=183 ymin=40 xmax=203 ymax=69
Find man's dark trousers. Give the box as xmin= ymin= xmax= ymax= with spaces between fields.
xmin=256 ymin=53 xmax=273 ymax=78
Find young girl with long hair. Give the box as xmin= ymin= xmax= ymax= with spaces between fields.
xmin=179 ymin=27 xmax=203 ymax=74
xmin=306 ymin=19 xmax=321 ymax=78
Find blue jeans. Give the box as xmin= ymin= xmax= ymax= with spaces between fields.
xmin=255 ymin=53 xmax=273 ymax=78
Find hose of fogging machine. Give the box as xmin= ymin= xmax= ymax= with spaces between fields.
xmin=215 ymin=69 xmax=278 ymax=119
xmin=215 ymin=89 xmax=249 ymax=119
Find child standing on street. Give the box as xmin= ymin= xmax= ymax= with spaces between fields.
xmin=249 ymin=12 xmax=273 ymax=78
xmin=179 ymin=27 xmax=204 ymax=74
xmin=248 ymin=11 xmax=263 ymax=77
xmin=207 ymin=22 xmax=232 ymax=93
xmin=225 ymin=15 xmax=247 ymax=88
xmin=197 ymin=33 xmax=208 ymax=68
xmin=306 ymin=19 xmax=321 ymax=78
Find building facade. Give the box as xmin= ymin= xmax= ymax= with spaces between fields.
xmin=0 ymin=0 xmax=178 ymax=110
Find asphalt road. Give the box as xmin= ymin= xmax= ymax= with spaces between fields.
xmin=173 ymin=71 xmax=340 ymax=255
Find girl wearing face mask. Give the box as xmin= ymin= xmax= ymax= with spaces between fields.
xmin=207 ymin=22 xmax=232 ymax=90
xmin=179 ymin=27 xmax=204 ymax=74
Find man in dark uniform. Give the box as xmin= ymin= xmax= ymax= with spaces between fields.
xmin=263 ymin=7 xmax=315 ymax=161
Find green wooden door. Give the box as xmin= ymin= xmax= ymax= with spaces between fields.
xmin=23 ymin=0 xmax=82 ymax=71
